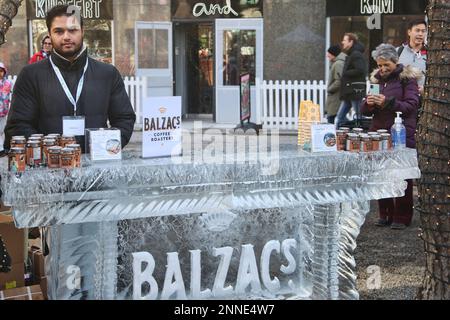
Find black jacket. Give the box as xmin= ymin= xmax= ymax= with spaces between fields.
xmin=4 ymin=48 xmax=136 ymax=151
xmin=340 ymin=42 xmax=368 ymax=100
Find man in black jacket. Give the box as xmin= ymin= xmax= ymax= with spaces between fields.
xmin=4 ymin=5 xmax=136 ymax=152
xmin=336 ymin=33 xmax=368 ymax=128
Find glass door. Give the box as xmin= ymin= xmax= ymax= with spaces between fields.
xmin=215 ymin=19 xmax=263 ymax=124
xmin=135 ymin=22 xmax=173 ymax=96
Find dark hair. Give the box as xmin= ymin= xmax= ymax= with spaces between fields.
xmin=344 ymin=33 xmax=359 ymax=43
xmin=46 ymin=5 xmax=83 ymax=32
xmin=407 ymin=20 xmax=427 ymax=30
xmin=41 ymin=35 xmax=50 ymax=46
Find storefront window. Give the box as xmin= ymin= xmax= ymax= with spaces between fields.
xmin=330 ymin=16 xmax=370 ymax=62
xmin=223 ymin=30 xmax=256 ymax=86
xmin=383 ymin=15 xmax=425 ymax=47
xmin=31 ymin=20 xmax=113 ymax=65
xmin=114 ymin=0 xmax=171 ymax=76
xmin=137 ymin=29 xmax=169 ymax=69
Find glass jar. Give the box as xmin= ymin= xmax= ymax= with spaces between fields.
xmin=66 ymin=144 xmax=82 ymax=168
xmin=346 ymin=133 xmax=360 ymax=153
xmin=47 ymin=134 xmax=61 ymax=146
xmin=360 ymin=135 xmax=373 ymax=152
xmin=42 ymin=139 xmax=57 ymax=166
xmin=336 ymin=130 xmax=347 ymax=151
xmin=31 ymin=134 xmax=45 ymax=139
xmin=47 ymin=146 xmax=62 ymax=169
xmin=381 ymin=133 xmax=393 ymax=150
xmin=60 ymin=135 xmax=76 ymax=148
xmin=10 ymin=136 xmax=26 ymax=149
xmin=26 ymin=141 xmax=42 ymax=167
xmin=377 ymin=129 xmax=388 ymax=135
xmin=352 ymin=128 xmax=364 ymax=135
xmin=61 ymin=148 xmax=76 ymax=169
xmin=8 ymin=147 xmax=26 ymax=172
xmin=371 ymin=135 xmax=382 ymax=151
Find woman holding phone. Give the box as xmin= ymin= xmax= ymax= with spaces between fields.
xmin=361 ymin=43 xmax=421 ymax=230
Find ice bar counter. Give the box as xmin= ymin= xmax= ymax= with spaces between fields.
xmin=0 ymin=144 xmax=420 ymax=300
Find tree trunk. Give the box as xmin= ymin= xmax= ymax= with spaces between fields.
xmin=0 ymin=0 xmax=23 ymax=45
xmin=416 ymin=0 xmax=450 ymax=300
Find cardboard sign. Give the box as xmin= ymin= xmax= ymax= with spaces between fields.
xmin=87 ymin=128 xmax=122 ymax=161
xmin=311 ymin=124 xmax=338 ymax=153
xmin=142 ymin=97 xmax=182 ymax=159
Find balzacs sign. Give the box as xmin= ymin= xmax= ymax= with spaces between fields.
xmin=142 ymin=97 xmax=182 ymax=159
xmin=26 ymin=0 xmax=114 ymax=20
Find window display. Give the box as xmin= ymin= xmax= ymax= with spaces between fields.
xmin=223 ymin=29 xmax=256 ymax=86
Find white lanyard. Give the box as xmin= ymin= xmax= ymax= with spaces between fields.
xmin=50 ymin=56 xmax=89 ymax=116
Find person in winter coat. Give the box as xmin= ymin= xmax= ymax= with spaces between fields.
xmin=5 ymin=5 xmax=135 ymax=152
xmin=0 ymin=62 xmax=12 ymax=157
xmin=336 ymin=33 xmax=368 ymax=128
xmin=29 ymin=35 xmax=53 ymax=64
xmin=361 ymin=43 xmax=421 ymax=230
xmin=326 ymin=45 xmax=346 ymax=124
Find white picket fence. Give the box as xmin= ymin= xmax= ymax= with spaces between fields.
xmin=7 ymin=75 xmax=147 ymax=126
xmin=257 ymin=80 xmax=328 ymax=130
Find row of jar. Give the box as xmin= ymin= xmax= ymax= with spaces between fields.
xmin=8 ymin=134 xmax=81 ymax=172
xmin=336 ymin=128 xmax=393 ymax=153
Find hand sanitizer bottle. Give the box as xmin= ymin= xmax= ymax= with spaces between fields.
xmin=391 ymin=112 xmax=406 ymax=149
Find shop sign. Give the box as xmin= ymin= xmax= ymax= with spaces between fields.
xmin=26 ymin=0 xmax=114 ymax=20
xmin=142 ymin=96 xmax=182 ymax=159
xmin=172 ymin=0 xmax=263 ymax=19
xmin=326 ymin=0 xmax=426 ymax=17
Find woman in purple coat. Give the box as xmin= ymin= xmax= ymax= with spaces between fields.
xmin=361 ymin=43 xmax=422 ymax=230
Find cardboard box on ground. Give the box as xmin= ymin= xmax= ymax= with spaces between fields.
xmin=0 ymin=284 xmax=44 ymax=300
xmin=0 ymin=214 xmax=25 ymax=290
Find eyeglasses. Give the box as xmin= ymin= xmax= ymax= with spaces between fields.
xmin=43 ymin=42 xmax=52 ymax=45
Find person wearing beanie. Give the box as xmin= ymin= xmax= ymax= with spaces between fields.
xmin=326 ymin=45 xmax=346 ymax=124
xmin=0 ymin=62 xmax=11 ymax=156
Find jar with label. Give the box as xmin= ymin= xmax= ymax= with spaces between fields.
xmin=26 ymin=141 xmax=42 ymax=167
xmin=66 ymin=144 xmax=81 ymax=168
xmin=60 ymin=135 xmax=76 ymax=148
xmin=346 ymin=133 xmax=360 ymax=153
xmin=381 ymin=133 xmax=393 ymax=150
xmin=28 ymin=137 xmax=43 ymax=148
xmin=10 ymin=137 xmax=26 ymax=149
xmin=8 ymin=147 xmax=26 ymax=172
xmin=47 ymin=146 xmax=62 ymax=169
xmin=42 ymin=139 xmax=57 ymax=166
xmin=371 ymin=135 xmax=382 ymax=151
xmin=61 ymin=147 xmax=75 ymax=169
xmin=336 ymin=130 xmax=347 ymax=151
xmin=360 ymin=135 xmax=373 ymax=152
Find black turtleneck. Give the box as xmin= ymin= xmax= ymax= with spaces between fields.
xmin=50 ymin=48 xmax=88 ymax=100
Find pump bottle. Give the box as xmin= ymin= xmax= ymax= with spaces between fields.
xmin=391 ymin=112 xmax=406 ymax=149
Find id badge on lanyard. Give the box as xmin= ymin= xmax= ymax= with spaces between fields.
xmin=50 ymin=56 xmax=88 ymax=136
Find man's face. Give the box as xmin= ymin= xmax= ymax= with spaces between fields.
xmin=408 ymin=23 xmax=427 ymax=47
xmin=326 ymin=52 xmax=336 ymax=62
xmin=42 ymin=38 xmax=52 ymax=53
xmin=49 ymin=15 xmax=84 ymax=59
xmin=341 ymin=36 xmax=353 ymax=52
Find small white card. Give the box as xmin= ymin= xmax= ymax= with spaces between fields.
xmin=88 ymin=128 xmax=122 ymax=161
xmin=63 ymin=116 xmax=85 ymax=136
xmin=311 ymin=124 xmax=338 ymax=153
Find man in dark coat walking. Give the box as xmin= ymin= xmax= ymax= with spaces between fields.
xmin=336 ymin=33 xmax=368 ymax=128
xmin=4 ymin=5 xmax=136 ymax=152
